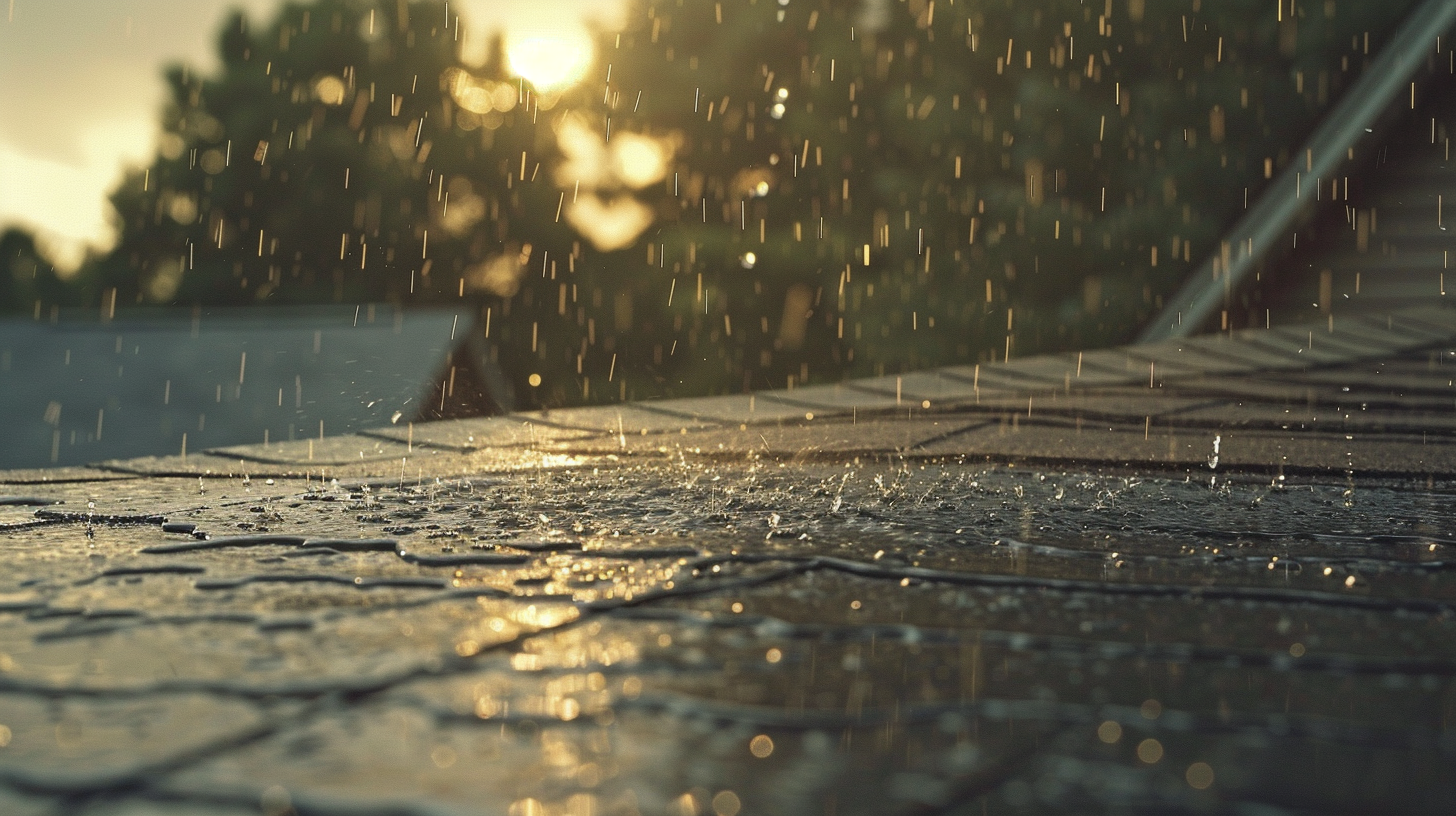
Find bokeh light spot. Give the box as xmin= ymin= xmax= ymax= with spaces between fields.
xmin=313 ymin=75 xmax=346 ymax=105
xmin=1186 ymin=761 xmax=1216 ymax=789
xmin=711 ymin=790 xmax=742 ymax=816
xmin=1137 ymin=738 xmax=1164 ymax=764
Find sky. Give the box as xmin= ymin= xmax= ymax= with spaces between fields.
xmin=0 ymin=0 xmax=625 ymax=271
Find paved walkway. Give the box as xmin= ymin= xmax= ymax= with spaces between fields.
xmin=3 ymin=307 xmax=1456 ymax=814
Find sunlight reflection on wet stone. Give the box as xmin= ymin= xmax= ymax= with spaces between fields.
xmin=5 ymin=0 xmax=1456 ymax=806
xmin=3 ymin=455 xmax=1456 ymax=813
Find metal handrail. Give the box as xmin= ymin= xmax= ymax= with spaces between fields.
xmin=1138 ymin=0 xmax=1456 ymax=343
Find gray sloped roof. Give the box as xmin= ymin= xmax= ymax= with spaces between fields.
xmin=0 ymin=305 xmax=483 ymax=469
xmin=1140 ymin=0 xmax=1456 ymax=341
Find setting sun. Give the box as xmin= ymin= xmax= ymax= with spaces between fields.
xmin=506 ymin=34 xmax=594 ymax=92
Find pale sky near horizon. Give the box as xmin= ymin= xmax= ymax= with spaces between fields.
xmin=0 ymin=0 xmax=625 ymax=270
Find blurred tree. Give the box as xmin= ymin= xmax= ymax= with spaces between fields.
xmin=0 ymin=229 xmax=79 ymax=315
xmin=574 ymin=0 xmax=1416 ymax=383
xmin=537 ymin=0 xmax=860 ymax=400
xmin=95 ymin=0 xmax=568 ymax=307
xmin=91 ymin=0 xmax=1417 ymax=408
xmin=94 ymin=0 xmax=585 ymax=406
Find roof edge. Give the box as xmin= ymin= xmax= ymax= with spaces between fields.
xmin=1138 ymin=0 xmax=1456 ymax=343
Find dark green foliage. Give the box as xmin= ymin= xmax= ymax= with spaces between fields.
xmin=94 ymin=0 xmax=574 ymax=311
xmin=83 ymin=0 xmax=1417 ymax=405
xmin=0 ymin=229 xmax=81 ymax=315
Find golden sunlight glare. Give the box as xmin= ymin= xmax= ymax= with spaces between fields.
xmin=506 ymin=34 xmax=594 ymax=92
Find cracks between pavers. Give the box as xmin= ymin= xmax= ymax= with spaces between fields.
xmin=8 ymin=473 xmax=1456 ymax=812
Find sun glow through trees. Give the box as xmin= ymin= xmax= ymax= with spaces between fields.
xmin=506 ymin=33 xmax=594 ymax=93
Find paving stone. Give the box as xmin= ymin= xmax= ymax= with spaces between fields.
xmin=522 ymin=403 xmax=721 ymax=435
xmin=1129 ymin=339 xmax=1276 ymax=375
xmin=1159 ymin=375 xmax=1331 ymax=403
xmin=6 ymin=458 xmax=1456 ymax=813
xmin=828 ymin=370 xmax=1014 ymax=404
xmin=915 ymin=418 xmax=1456 ymax=476
xmin=549 ymin=414 xmax=980 ymax=457
xmin=1239 ymin=329 xmax=1360 ymax=365
xmin=757 ymin=382 xmax=908 ymax=413
xmin=995 ymin=353 xmax=1147 ymax=386
xmin=1071 ymin=348 xmax=1208 ymax=384
xmin=208 ymin=434 xmax=411 ymax=465
xmin=1331 ymin=315 xmax=1442 ymax=351
xmin=0 ymin=468 xmax=135 ymax=485
xmin=636 ymin=393 xmax=817 ymax=425
xmin=1280 ymin=367 xmax=1456 ymax=395
xmin=1350 ymin=311 xmax=1455 ymax=342
xmin=849 ymin=365 xmax=1017 ymax=398
xmin=77 ymin=801 xmax=255 ymax=816
xmin=90 ymin=451 xmax=469 ymax=481
xmin=1170 ymin=402 xmax=1456 ymax=433
xmin=1391 ymin=306 xmax=1456 ymax=335
xmin=94 ymin=453 xmax=271 ymax=478
xmin=1267 ymin=324 xmax=1402 ymax=360
xmin=937 ymin=359 xmax=1078 ymax=388
xmin=1272 ymin=389 xmax=1456 ymax=413
xmin=361 ymin=415 xmax=594 ymax=451
xmin=0 ymin=692 xmax=274 ymax=787
xmin=7 ymin=308 xmax=1456 ymax=814
xmin=912 ymin=418 xmax=1209 ymax=467
xmin=1353 ymin=354 xmax=1456 ymax=378
xmin=0 ymin=788 xmax=55 ymax=816
xmin=1178 ymin=333 xmax=1312 ymax=370
xmin=1227 ymin=429 xmax=1456 ymax=476
xmin=0 ymin=476 xmax=310 ymax=531
xmin=960 ymin=389 xmax=1222 ymax=422
xmin=862 ymin=356 xmax=1134 ymax=395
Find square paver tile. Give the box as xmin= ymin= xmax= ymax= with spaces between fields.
xmin=362 ymin=416 xmax=594 ymax=451
xmin=209 ymin=434 xmax=411 ymax=465
xmin=640 ymin=393 xmax=817 ymax=425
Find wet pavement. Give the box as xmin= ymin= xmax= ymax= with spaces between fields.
xmin=4 ymin=309 xmax=1456 ymax=815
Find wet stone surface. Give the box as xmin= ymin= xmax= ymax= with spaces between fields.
xmin=3 ymin=460 xmax=1456 ymax=815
